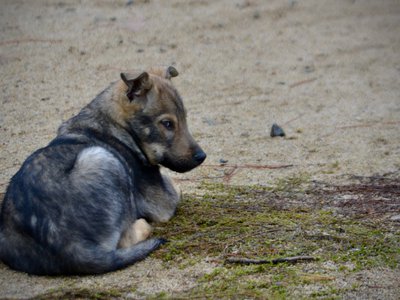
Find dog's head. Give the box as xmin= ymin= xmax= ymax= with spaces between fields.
xmin=117 ymin=66 xmax=206 ymax=173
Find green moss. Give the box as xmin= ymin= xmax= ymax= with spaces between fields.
xmin=151 ymin=182 xmax=399 ymax=298
xmin=271 ymin=172 xmax=311 ymax=192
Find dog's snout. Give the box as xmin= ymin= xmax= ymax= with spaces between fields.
xmin=193 ymin=150 xmax=207 ymax=164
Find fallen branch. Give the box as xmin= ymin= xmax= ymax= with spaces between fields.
xmin=0 ymin=38 xmax=62 ymax=46
xmin=202 ymin=164 xmax=293 ymax=170
xmin=225 ymin=256 xmax=316 ymax=265
xmin=336 ymin=121 xmax=400 ymax=130
xmin=171 ymin=163 xmax=294 ymax=184
xmin=201 ymin=163 xmax=293 ymax=183
xmin=289 ymin=77 xmax=317 ymax=88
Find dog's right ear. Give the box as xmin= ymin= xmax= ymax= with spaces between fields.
xmin=120 ymin=72 xmax=152 ymax=101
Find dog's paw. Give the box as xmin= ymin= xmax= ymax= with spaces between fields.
xmin=157 ymin=237 xmax=169 ymax=245
xmin=118 ymin=219 xmax=153 ymax=248
xmin=133 ymin=218 xmax=153 ymax=242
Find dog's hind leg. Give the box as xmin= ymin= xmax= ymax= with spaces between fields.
xmin=65 ymin=237 xmax=166 ymax=275
xmin=118 ymin=219 xmax=152 ymax=248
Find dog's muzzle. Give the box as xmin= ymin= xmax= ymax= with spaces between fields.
xmin=162 ymin=147 xmax=207 ymax=173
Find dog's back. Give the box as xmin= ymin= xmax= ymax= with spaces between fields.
xmin=0 ymin=138 xmax=165 ymax=275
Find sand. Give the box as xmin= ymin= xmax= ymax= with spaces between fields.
xmin=0 ymin=0 xmax=399 ymax=298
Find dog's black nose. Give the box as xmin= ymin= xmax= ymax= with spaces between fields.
xmin=193 ymin=150 xmax=207 ymax=164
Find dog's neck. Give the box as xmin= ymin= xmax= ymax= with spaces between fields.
xmin=57 ymin=107 xmax=151 ymax=168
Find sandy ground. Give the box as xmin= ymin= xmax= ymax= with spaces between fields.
xmin=0 ymin=0 xmax=399 ymax=298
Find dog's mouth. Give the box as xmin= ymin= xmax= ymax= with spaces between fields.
xmin=161 ymin=150 xmax=207 ymax=173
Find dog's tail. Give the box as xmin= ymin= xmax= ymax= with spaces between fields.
xmin=61 ymin=238 xmax=168 ymax=275
xmin=0 ymin=235 xmax=166 ymax=275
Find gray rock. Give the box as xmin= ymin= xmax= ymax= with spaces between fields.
xmin=389 ymin=215 xmax=400 ymax=222
xmin=270 ymin=123 xmax=286 ymax=137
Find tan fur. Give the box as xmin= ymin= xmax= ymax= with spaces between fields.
xmin=109 ymin=73 xmax=175 ymax=129
xmin=118 ymin=219 xmax=153 ymax=248
xmin=108 ymin=81 xmax=142 ymax=128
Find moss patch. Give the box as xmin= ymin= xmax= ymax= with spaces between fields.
xmin=151 ymin=179 xmax=399 ymax=298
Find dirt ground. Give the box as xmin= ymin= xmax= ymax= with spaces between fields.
xmin=0 ymin=0 xmax=399 ymax=299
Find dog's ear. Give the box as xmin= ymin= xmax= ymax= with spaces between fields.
xmin=166 ymin=66 xmax=179 ymax=79
xmin=120 ymin=72 xmax=152 ymax=101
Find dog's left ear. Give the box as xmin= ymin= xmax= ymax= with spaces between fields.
xmin=120 ymin=72 xmax=152 ymax=101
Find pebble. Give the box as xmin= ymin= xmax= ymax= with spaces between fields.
xmin=253 ymin=11 xmax=261 ymax=19
xmin=270 ymin=123 xmax=285 ymax=137
xmin=322 ymin=261 xmax=338 ymax=271
xmin=219 ymin=159 xmax=228 ymax=164
xmin=202 ymin=117 xmax=217 ymax=126
xmin=389 ymin=215 xmax=400 ymax=222
xmin=304 ymin=65 xmax=315 ymax=73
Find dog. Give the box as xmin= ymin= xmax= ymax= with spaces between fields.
xmin=0 ymin=66 xmax=206 ymax=275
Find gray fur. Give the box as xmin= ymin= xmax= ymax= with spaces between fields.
xmin=0 ymin=67 xmax=206 ymax=275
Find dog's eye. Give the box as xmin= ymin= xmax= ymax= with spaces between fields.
xmin=161 ymin=120 xmax=174 ymax=130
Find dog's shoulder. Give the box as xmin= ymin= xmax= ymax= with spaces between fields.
xmin=73 ymin=146 xmax=123 ymax=175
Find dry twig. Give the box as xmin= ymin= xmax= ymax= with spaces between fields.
xmin=0 ymin=38 xmax=62 ymax=46
xmin=289 ymin=77 xmax=317 ymax=88
xmin=225 ymin=256 xmax=316 ymax=265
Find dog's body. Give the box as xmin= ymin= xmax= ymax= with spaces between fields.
xmin=0 ymin=66 xmax=206 ymax=275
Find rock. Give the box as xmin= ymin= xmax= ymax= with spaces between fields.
xmin=202 ymin=117 xmax=217 ymax=126
xmin=219 ymin=158 xmax=228 ymax=164
xmin=304 ymin=65 xmax=315 ymax=73
xmin=253 ymin=11 xmax=261 ymax=19
xmin=270 ymin=123 xmax=285 ymax=137
xmin=322 ymin=261 xmax=338 ymax=271
xmin=389 ymin=215 xmax=400 ymax=222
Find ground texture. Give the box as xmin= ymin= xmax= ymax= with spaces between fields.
xmin=0 ymin=0 xmax=399 ymax=299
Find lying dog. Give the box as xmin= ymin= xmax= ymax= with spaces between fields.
xmin=0 ymin=66 xmax=206 ymax=275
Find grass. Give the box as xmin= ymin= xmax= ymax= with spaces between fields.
xmin=149 ymin=177 xmax=399 ymax=298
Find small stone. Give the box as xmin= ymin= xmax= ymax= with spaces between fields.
xmin=126 ymin=0 xmax=134 ymax=5
xmin=270 ymin=123 xmax=285 ymax=137
xmin=253 ymin=11 xmax=261 ymax=19
xmin=219 ymin=159 xmax=228 ymax=165
xmin=202 ymin=117 xmax=217 ymax=126
xmin=322 ymin=261 xmax=338 ymax=271
xmin=304 ymin=65 xmax=315 ymax=73
xmin=389 ymin=215 xmax=400 ymax=222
